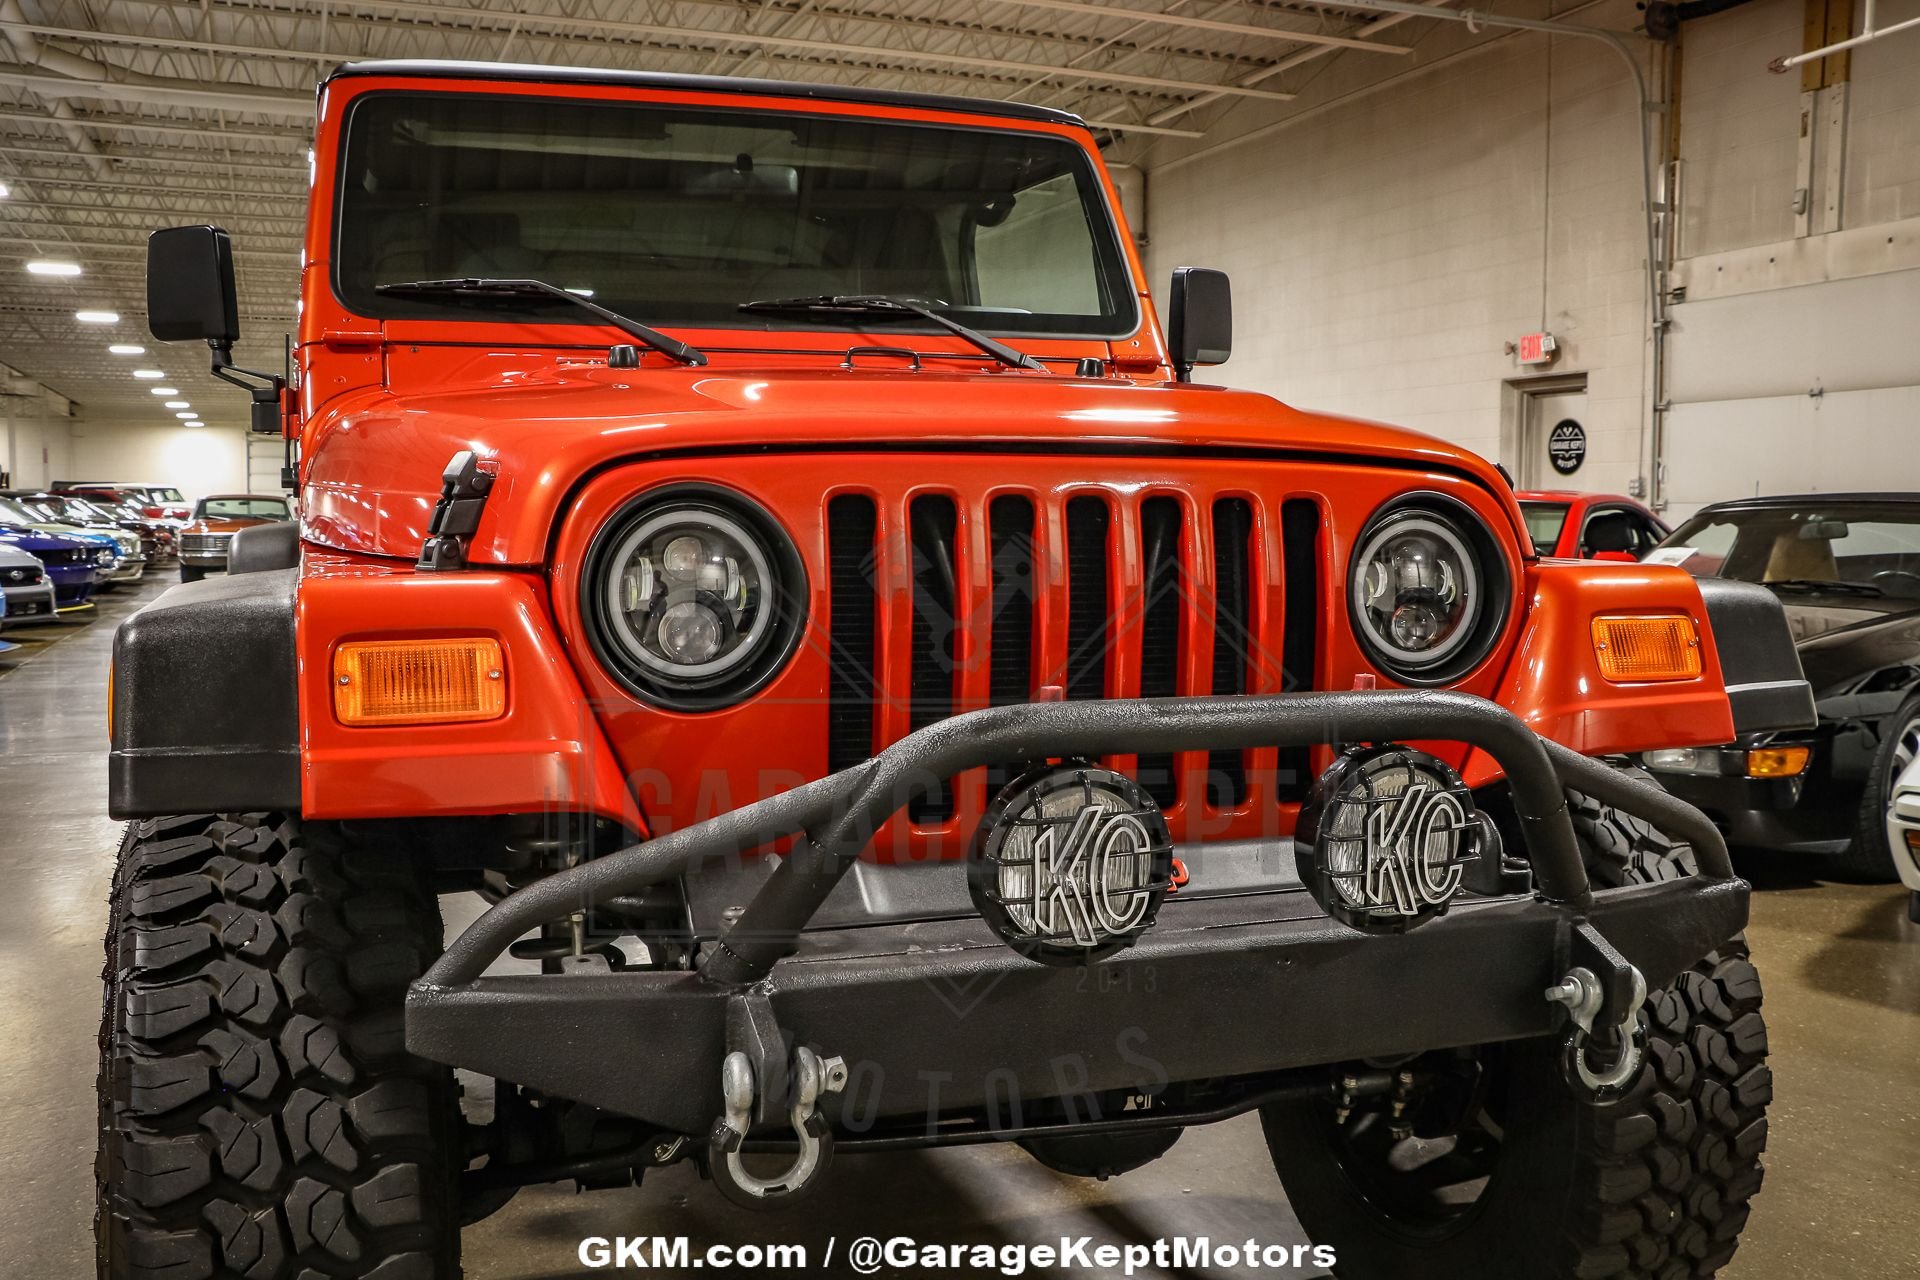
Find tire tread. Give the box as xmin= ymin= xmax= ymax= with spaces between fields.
xmin=96 ymin=814 xmax=459 ymax=1280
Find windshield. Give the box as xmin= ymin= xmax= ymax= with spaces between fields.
xmin=153 ymin=488 xmax=183 ymax=503
xmin=1653 ymin=503 xmax=1920 ymax=599
xmin=0 ymin=497 xmax=42 ymax=527
xmin=199 ymin=498 xmax=290 ymax=521
xmin=1519 ymin=502 xmax=1570 ymax=556
xmin=334 ymin=92 xmax=1137 ymax=339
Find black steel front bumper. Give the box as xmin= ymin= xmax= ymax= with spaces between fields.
xmin=407 ymin=691 xmax=1746 ymax=1134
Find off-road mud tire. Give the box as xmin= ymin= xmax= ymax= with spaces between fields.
xmin=96 ymin=812 xmax=461 ymax=1279
xmin=1263 ymin=778 xmax=1769 ymax=1279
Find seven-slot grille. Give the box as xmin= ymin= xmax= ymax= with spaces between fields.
xmin=826 ymin=486 xmax=1323 ymax=839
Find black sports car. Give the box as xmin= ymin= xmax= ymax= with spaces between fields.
xmin=1641 ymin=493 xmax=1920 ymax=878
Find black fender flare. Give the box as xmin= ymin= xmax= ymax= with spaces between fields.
xmin=1697 ymin=577 xmax=1817 ymax=735
xmin=228 ymin=521 xmax=299 ymax=574
xmin=109 ymin=568 xmax=300 ymax=818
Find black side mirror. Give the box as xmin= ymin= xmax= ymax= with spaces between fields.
xmin=147 ymin=226 xmax=240 ymax=346
xmin=1167 ymin=267 xmax=1232 ymax=382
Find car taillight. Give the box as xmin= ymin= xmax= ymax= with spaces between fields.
xmin=143 ymin=505 xmax=162 ymax=517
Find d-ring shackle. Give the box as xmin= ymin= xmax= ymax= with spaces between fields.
xmin=707 ymin=1045 xmax=847 ymax=1208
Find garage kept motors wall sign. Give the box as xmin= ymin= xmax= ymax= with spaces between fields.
xmin=1548 ymin=419 xmax=1587 ymax=476
xmin=969 ymin=763 xmax=1175 ymax=964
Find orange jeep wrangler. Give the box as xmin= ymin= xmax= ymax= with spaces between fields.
xmin=101 ymin=60 xmax=1814 ymax=1280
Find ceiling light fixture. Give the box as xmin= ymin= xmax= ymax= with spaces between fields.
xmin=150 ymin=387 xmax=179 ymax=396
xmin=26 ymin=260 xmax=81 ymax=277
xmin=75 ymin=309 xmax=119 ymax=324
xmin=165 ymin=400 xmax=190 ymax=409
xmin=175 ymin=411 xmax=196 ymax=419
xmin=183 ymin=419 xmax=205 ymax=428
xmin=132 ymin=369 xmax=164 ymax=378
xmin=0 ymin=181 xmax=10 ymax=199
xmin=108 ymin=344 xmax=144 ymax=355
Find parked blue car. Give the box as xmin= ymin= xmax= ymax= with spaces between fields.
xmin=0 ymin=524 xmax=108 ymax=609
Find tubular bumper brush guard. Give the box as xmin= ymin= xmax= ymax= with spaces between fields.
xmin=408 ymin=690 xmax=1746 ymax=1205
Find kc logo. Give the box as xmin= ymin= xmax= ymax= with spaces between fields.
xmin=1027 ymin=803 xmax=1158 ymax=947
xmin=1298 ymin=747 xmax=1482 ymax=935
xmin=1357 ymin=780 xmax=1470 ymax=915
xmin=970 ymin=765 xmax=1175 ymax=964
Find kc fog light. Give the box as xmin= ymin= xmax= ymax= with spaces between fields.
xmin=969 ymin=763 xmax=1175 ymax=965
xmin=1296 ymin=746 xmax=1486 ymax=934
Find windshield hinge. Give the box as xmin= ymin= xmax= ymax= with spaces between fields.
xmin=418 ymin=450 xmax=495 ymax=572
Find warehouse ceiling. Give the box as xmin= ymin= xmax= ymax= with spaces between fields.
xmin=0 ymin=0 xmax=1452 ymax=430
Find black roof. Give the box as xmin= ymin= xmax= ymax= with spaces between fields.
xmin=321 ymin=60 xmax=1088 ymax=129
xmin=1693 ymin=492 xmax=1920 ymax=513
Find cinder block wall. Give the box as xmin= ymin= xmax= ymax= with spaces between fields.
xmin=1143 ymin=0 xmax=1652 ymax=495
xmin=1141 ymin=0 xmax=1920 ymax=513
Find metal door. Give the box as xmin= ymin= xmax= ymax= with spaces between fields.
xmin=1520 ymin=385 xmax=1589 ymax=489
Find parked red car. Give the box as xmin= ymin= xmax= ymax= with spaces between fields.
xmin=1516 ymin=490 xmax=1669 ymax=561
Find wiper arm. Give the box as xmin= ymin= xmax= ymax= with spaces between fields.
xmin=738 ymin=294 xmax=1049 ymax=372
xmin=375 ymin=278 xmax=708 ymax=367
xmin=1766 ymin=578 xmax=1884 ymax=597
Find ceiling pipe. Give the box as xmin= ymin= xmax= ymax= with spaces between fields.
xmin=1148 ymin=0 xmax=1461 ymax=126
xmin=1770 ymin=0 xmax=1920 ymax=70
xmin=0 ymin=67 xmax=310 ymax=116
xmin=978 ymin=0 xmax=1416 ymax=55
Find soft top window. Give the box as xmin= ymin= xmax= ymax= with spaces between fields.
xmin=333 ymin=92 xmax=1138 ymax=339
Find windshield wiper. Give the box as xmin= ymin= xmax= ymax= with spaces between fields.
xmin=738 ymin=294 xmax=1050 ymax=372
xmin=375 ymin=278 xmax=708 ymax=367
xmin=1766 ymin=578 xmax=1884 ymax=597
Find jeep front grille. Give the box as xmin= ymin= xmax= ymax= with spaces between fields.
xmin=825 ymin=484 xmax=1323 ymax=841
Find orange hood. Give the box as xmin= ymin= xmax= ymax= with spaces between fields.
xmin=300 ymin=361 xmax=1521 ymax=565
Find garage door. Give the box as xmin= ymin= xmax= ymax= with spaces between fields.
xmin=1663 ymin=266 xmax=1920 ymax=520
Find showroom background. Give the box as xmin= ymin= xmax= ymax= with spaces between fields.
xmin=1141 ymin=0 xmax=1920 ymax=518
xmin=1 ymin=0 xmax=1917 ymax=518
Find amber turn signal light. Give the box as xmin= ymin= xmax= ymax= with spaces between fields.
xmin=333 ymin=638 xmax=506 ymax=726
xmin=1746 ymin=746 xmax=1811 ymax=778
xmin=1590 ymin=614 xmax=1702 ymax=683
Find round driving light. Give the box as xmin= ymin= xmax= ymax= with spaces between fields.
xmin=1296 ymin=746 xmax=1488 ymax=935
xmin=969 ymin=763 xmax=1174 ymax=966
xmin=1347 ymin=495 xmax=1510 ymax=684
xmin=581 ymin=486 xmax=806 ymax=710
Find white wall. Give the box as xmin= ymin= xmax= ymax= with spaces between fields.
xmin=2 ymin=401 xmax=74 ymax=490
xmin=1144 ymin=0 xmax=1654 ymax=495
xmin=1141 ymin=0 xmax=1920 ymax=515
xmin=1662 ymin=0 xmax=1920 ymax=517
xmin=64 ymin=422 xmax=251 ymax=501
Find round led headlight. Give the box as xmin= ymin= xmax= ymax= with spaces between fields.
xmin=1348 ymin=495 xmax=1510 ymax=683
xmin=582 ymin=487 xmax=806 ymax=709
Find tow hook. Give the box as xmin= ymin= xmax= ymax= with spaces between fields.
xmin=1546 ymin=964 xmax=1648 ymax=1104
xmin=707 ymin=1044 xmax=847 ymax=1209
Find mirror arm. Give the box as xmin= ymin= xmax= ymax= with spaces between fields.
xmin=208 ymin=339 xmax=289 ymax=434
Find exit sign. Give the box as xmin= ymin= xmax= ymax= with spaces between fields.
xmin=1517 ymin=332 xmax=1558 ymax=365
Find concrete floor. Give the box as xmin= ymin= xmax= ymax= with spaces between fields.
xmin=5 ymin=575 xmax=1916 ymax=1278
